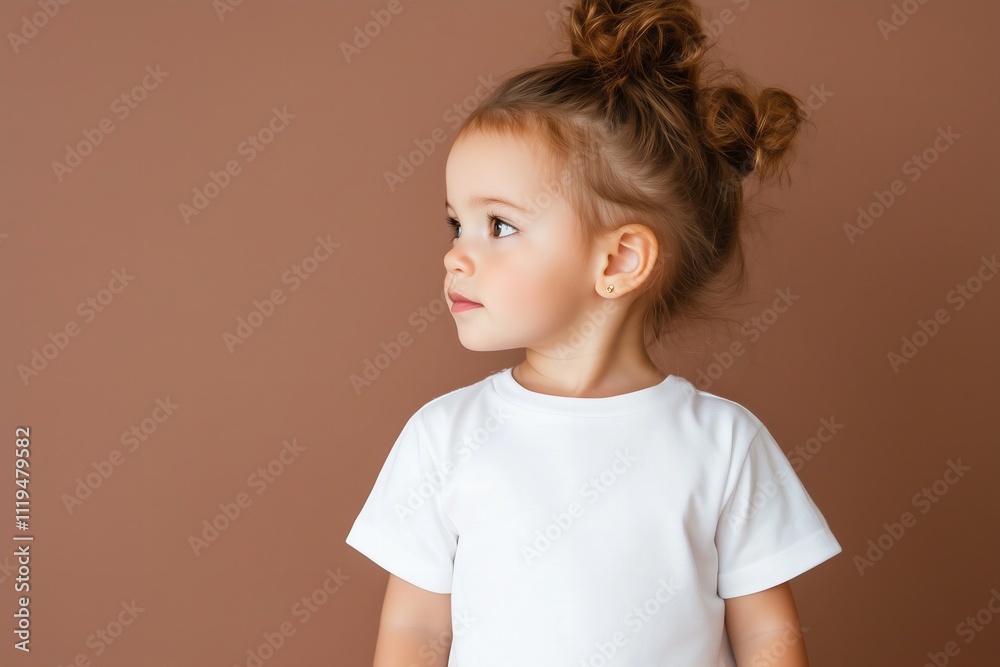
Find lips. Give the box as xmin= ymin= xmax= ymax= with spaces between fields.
xmin=448 ymin=290 xmax=481 ymax=306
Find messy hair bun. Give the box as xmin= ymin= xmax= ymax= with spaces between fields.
xmin=456 ymin=0 xmax=811 ymax=345
xmin=567 ymin=0 xmax=804 ymax=181
xmin=699 ymin=76 xmax=805 ymax=181
xmin=568 ymin=0 xmax=707 ymax=90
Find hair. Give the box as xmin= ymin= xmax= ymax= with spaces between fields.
xmin=454 ymin=0 xmax=812 ymax=351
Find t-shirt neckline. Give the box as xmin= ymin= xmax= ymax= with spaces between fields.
xmin=491 ymin=366 xmax=678 ymax=416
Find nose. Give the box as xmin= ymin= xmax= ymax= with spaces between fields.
xmin=443 ymin=240 xmax=473 ymax=277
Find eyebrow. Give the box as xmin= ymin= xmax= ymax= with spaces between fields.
xmin=444 ymin=196 xmax=527 ymax=214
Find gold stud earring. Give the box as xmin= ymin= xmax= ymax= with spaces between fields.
xmin=606 ymin=284 xmax=614 ymax=293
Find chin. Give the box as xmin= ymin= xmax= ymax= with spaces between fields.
xmin=454 ymin=330 xmax=514 ymax=353
xmin=456 ymin=337 xmax=497 ymax=352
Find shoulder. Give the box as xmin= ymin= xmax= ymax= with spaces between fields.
xmin=668 ymin=375 xmax=768 ymax=456
xmin=399 ymin=369 xmax=505 ymax=437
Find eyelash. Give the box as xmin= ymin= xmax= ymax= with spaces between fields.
xmin=444 ymin=212 xmax=517 ymax=240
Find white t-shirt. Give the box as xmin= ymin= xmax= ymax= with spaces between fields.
xmin=345 ymin=367 xmax=841 ymax=666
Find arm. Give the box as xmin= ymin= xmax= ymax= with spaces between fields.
xmin=372 ymin=574 xmax=453 ymax=667
xmin=724 ymin=582 xmax=809 ymax=667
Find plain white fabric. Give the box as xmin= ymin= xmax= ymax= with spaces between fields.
xmin=345 ymin=367 xmax=841 ymax=666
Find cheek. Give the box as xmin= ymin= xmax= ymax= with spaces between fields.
xmin=487 ymin=227 xmax=588 ymax=306
xmin=501 ymin=253 xmax=580 ymax=315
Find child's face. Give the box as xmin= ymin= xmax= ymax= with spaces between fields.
xmin=443 ymin=129 xmax=599 ymax=352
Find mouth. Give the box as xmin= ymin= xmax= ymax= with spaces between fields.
xmin=448 ymin=290 xmax=483 ymax=312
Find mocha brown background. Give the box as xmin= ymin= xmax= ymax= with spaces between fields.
xmin=3 ymin=1 xmax=998 ymax=665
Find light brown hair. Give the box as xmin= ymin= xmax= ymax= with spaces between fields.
xmin=455 ymin=0 xmax=811 ymax=349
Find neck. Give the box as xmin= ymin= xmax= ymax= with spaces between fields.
xmin=514 ymin=302 xmax=664 ymax=398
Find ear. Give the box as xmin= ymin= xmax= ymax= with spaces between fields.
xmin=592 ymin=224 xmax=660 ymax=298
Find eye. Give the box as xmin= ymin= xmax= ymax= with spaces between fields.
xmin=444 ymin=213 xmax=519 ymax=240
xmin=490 ymin=215 xmax=517 ymax=238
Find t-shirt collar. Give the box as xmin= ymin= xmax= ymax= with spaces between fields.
xmin=491 ymin=366 xmax=678 ymax=417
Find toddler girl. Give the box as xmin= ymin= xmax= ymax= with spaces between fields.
xmin=347 ymin=1 xmax=841 ymax=664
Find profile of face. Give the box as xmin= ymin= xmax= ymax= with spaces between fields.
xmin=443 ymin=130 xmax=601 ymax=352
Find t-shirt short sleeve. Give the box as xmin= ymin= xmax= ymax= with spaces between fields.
xmin=715 ymin=423 xmax=841 ymax=599
xmin=345 ymin=411 xmax=457 ymax=594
